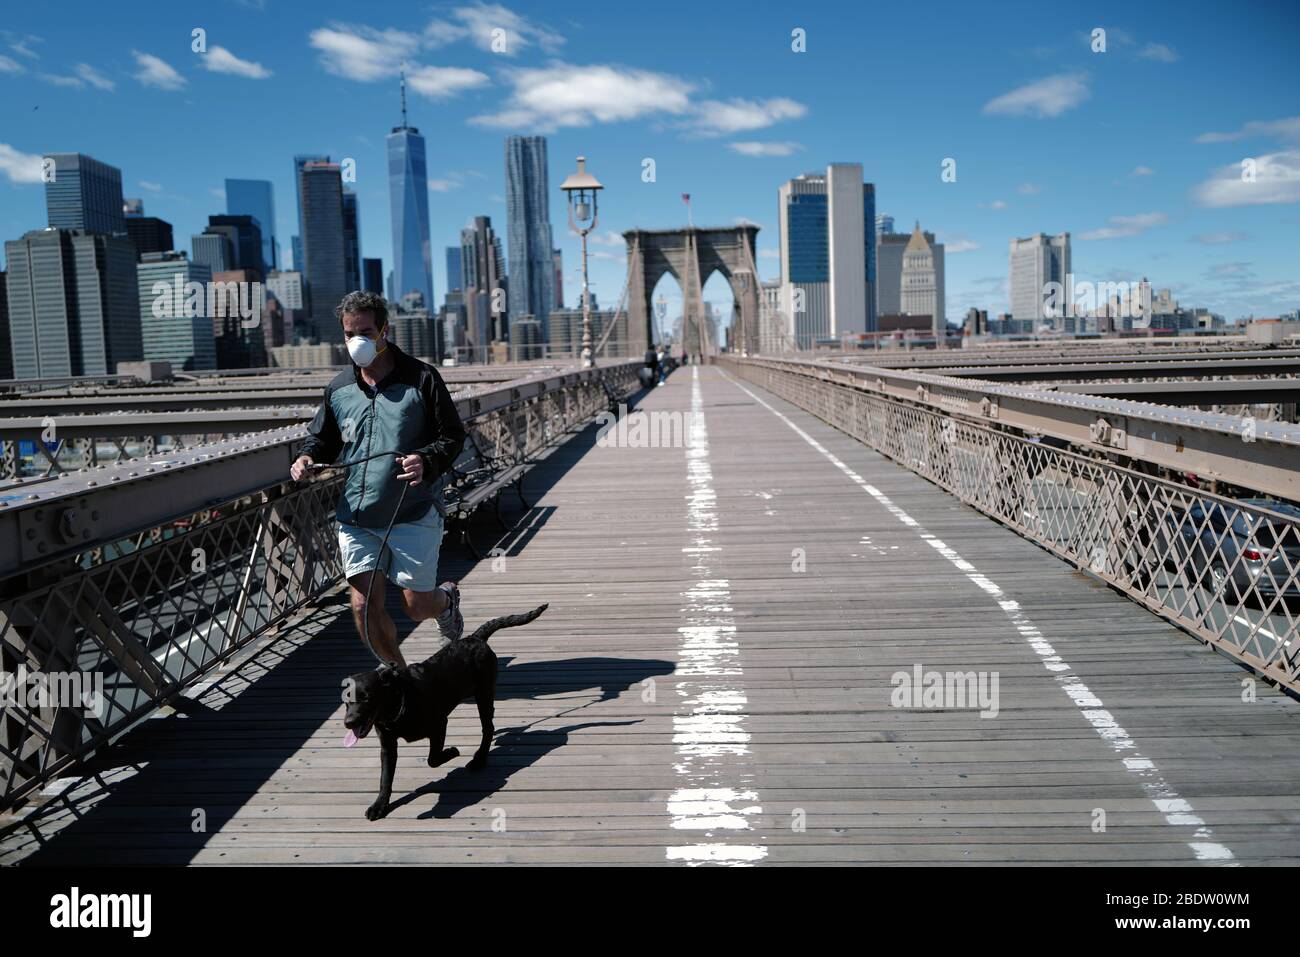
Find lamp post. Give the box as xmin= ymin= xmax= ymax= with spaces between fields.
xmin=560 ymin=156 xmax=603 ymax=368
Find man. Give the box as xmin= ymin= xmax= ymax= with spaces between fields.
xmin=291 ymin=290 xmax=467 ymax=666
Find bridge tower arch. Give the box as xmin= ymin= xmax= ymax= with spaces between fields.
xmin=624 ymin=225 xmax=760 ymax=357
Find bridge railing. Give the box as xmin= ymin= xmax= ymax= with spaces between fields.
xmin=0 ymin=360 xmax=641 ymax=810
xmin=720 ymin=355 xmax=1300 ymax=694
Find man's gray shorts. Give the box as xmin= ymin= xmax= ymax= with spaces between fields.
xmin=338 ymin=507 xmax=444 ymax=592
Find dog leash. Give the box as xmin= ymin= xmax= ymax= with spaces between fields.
xmin=304 ymin=450 xmax=438 ymax=666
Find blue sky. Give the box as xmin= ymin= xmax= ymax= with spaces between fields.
xmin=1 ymin=0 xmax=1298 ymax=324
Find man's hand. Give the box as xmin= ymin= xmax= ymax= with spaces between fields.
xmin=291 ymin=455 xmax=314 ymax=481
xmin=395 ymin=453 xmax=425 ymax=486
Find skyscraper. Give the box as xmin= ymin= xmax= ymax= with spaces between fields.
xmin=5 ymin=228 xmax=141 ymax=377
xmin=292 ymin=153 xmax=329 ymax=276
xmin=342 ymin=189 xmax=361 ymax=295
xmin=777 ymin=163 xmax=877 ymax=348
xmin=363 ymin=258 xmax=384 ymax=295
xmin=191 ymin=232 xmax=233 ymax=274
xmin=900 ymin=223 xmax=945 ymax=340
xmin=460 ymin=216 xmax=507 ymax=353
xmin=43 ymin=153 xmax=125 ymax=235
xmin=553 ymin=248 xmax=564 ymax=309
xmin=204 ymin=215 xmax=264 ymax=277
xmin=0 ymin=270 xmax=10 ymax=378
xmin=300 ymin=161 xmax=349 ymax=342
xmin=122 ymin=199 xmax=174 ymax=260
xmin=137 ymin=251 xmax=216 ymax=371
xmin=445 ymin=246 xmax=463 ymax=294
xmin=226 ymin=179 xmax=277 ymax=272
xmin=387 ymin=72 xmax=434 ymax=311
xmin=1009 ymin=233 xmax=1071 ymax=325
xmin=505 ymin=135 xmax=556 ymax=342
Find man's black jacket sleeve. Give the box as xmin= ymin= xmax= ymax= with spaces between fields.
xmin=300 ymin=384 xmax=343 ymax=464
xmin=416 ymin=368 xmax=466 ymax=478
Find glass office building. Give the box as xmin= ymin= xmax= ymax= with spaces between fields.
xmin=386 ymin=75 xmax=433 ymax=311
xmin=505 ymin=135 xmax=555 ymax=342
xmin=225 ymin=179 xmax=277 ymax=272
xmin=43 ymin=153 xmax=125 ymax=236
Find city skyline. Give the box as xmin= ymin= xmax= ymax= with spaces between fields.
xmin=0 ymin=1 xmax=1297 ymax=327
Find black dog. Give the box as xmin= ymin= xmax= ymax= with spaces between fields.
xmin=343 ymin=603 xmax=548 ymax=820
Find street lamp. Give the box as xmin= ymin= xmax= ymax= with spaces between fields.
xmin=560 ymin=156 xmax=603 ymax=368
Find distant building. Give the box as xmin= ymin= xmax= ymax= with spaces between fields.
xmin=445 ymin=246 xmax=463 ymax=293
xmin=389 ymin=300 xmax=437 ymax=360
xmin=438 ymin=288 xmax=468 ymax=361
xmin=266 ymin=270 xmax=304 ymax=310
xmin=211 ymin=269 xmax=267 ymax=368
xmin=0 ymin=270 xmax=9 ymax=378
xmin=777 ymin=163 xmax=876 ymax=349
xmin=363 ymin=258 xmax=384 ymax=295
xmin=191 ymin=232 xmax=233 ymax=274
xmin=461 ymin=215 xmax=507 ymax=352
xmin=122 ymin=200 xmax=174 ymax=260
xmin=342 ymin=189 xmax=361 ymax=294
xmin=270 ymin=342 xmax=346 ymax=367
xmin=300 ymin=160 xmax=348 ymax=342
xmin=225 ymin=178 xmax=277 ymax=272
xmin=964 ymin=307 xmax=988 ymax=336
xmin=387 ymin=72 xmax=434 ymax=312
xmin=553 ymin=248 xmax=564 ymax=309
xmin=5 ymin=228 xmax=142 ymax=378
xmin=511 ymin=316 xmax=543 ymax=360
xmin=1009 ymin=233 xmax=1070 ymax=325
xmin=900 ymin=223 xmax=945 ymax=341
xmin=136 ymin=251 xmax=216 ymax=371
xmin=44 ymin=153 xmax=125 ymax=235
xmin=505 ymin=135 xmax=556 ymax=341
xmin=549 ymin=307 xmax=626 ymax=359
xmin=204 ymin=215 xmax=264 ymax=278
xmin=876 ymin=213 xmax=896 ymax=236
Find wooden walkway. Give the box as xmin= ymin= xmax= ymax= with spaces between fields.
xmin=3 ymin=365 xmax=1298 ymax=865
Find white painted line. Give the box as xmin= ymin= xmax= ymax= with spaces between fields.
xmin=666 ymin=367 xmax=767 ymax=867
xmin=721 ymin=369 xmax=1236 ymax=865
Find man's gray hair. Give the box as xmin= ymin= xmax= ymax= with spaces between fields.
xmin=336 ymin=290 xmax=390 ymax=328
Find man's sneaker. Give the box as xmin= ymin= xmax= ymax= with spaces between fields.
xmin=436 ymin=581 xmax=464 ymax=641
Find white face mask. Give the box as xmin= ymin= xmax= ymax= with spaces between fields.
xmin=347 ymin=332 xmax=384 ymax=367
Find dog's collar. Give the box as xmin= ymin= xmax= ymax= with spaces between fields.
xmin=376 ymin=680 xmax=407 ymax=729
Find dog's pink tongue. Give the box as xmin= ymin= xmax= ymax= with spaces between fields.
xmin=343 ymin=729 xmax=358 ymax=748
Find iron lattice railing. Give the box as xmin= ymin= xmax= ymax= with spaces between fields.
xmin=722 ymin=357 xmax=1300 ymax=693
xmin=0 ymin=362 xmax=639 ymax=809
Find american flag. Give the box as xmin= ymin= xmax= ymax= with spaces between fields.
xmin=681 ymin=193 xmax=690 ymax=204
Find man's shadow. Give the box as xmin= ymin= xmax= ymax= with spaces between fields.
xmin=375 ymin=719 xmax=641 ymax=819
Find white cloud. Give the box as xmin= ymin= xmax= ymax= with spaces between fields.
xmin=202 ymin=46 xmax=272 ymax=79
xmin=944 ymin=238 xmax=980 ymax=253
xmin=1191 ymin=231 xmax=1247 ymax=244
xmin=308 ymin=25 xmax=419 ymax=82
xmin=983 ymin=73 xmax=1089 ymax=118
xmin=589 ymin=230 xmax=626 ymax=248
xmin=75 ymin=63 xmax=115 ymax=91
xmin=0 ymin=54 xmax=24 ymax=74
xmin=424 ymin=3 xmax=565 ymax=56
xmin=689 ymin=97 xmax=806 ymax=136
xmin=1130 ymin=165 xmax=1154 ymax=176
xmin=38 ymin=73 xmax=83 ymax=88
xmin=132 ymin=50 xmax=186 ymax=90
xmin=982 ymin=199 xmax=1007 ymax=210
xmin=1138 ymin=43 xmax=1179 ymax=63
xmin=139 ymin=180 xmax=163 ymax=192
xmin=0 ymin=143 xmax=44 ymax=184
xmin=1195 ymin=117 xmax=1300 ymax=144
xmin=758 ymin=248 xmax=779 ymax=259
xmin=8 ymin=37 xmax=40 ymax=60
xmin=428 ymin=177 xmax=462 ymax=192
xmin=471 ymin=62 xmax=694 ymax=130
xmin=407 ymin=64 xmax=489 ymax=99
xmin=728 ymin=140 xmax=804 ymax=157
xmin=1017 ymin=182 xmax=1042 ymax=195
xmin=1193 ymin=151 xmax=1300 ymax=207
xmin=209 ymin=187 xmax=226 ymax=200
xmin=1079 ymin=211 xmax=1168 ymax=240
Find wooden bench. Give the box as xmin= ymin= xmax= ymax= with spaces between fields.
xmin=440 ymin=428 xmax=532 ymax=558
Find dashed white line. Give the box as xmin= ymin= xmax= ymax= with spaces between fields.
xmin=721 ymin=369 xmax=1236 ymax=865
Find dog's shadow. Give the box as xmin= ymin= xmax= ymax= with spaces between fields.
xmin=380 ymin=719 xmax=639 ymax=819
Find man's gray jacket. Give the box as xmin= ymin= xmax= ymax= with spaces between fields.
xmin=299 ymin=342 xmax=466 ymax=529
